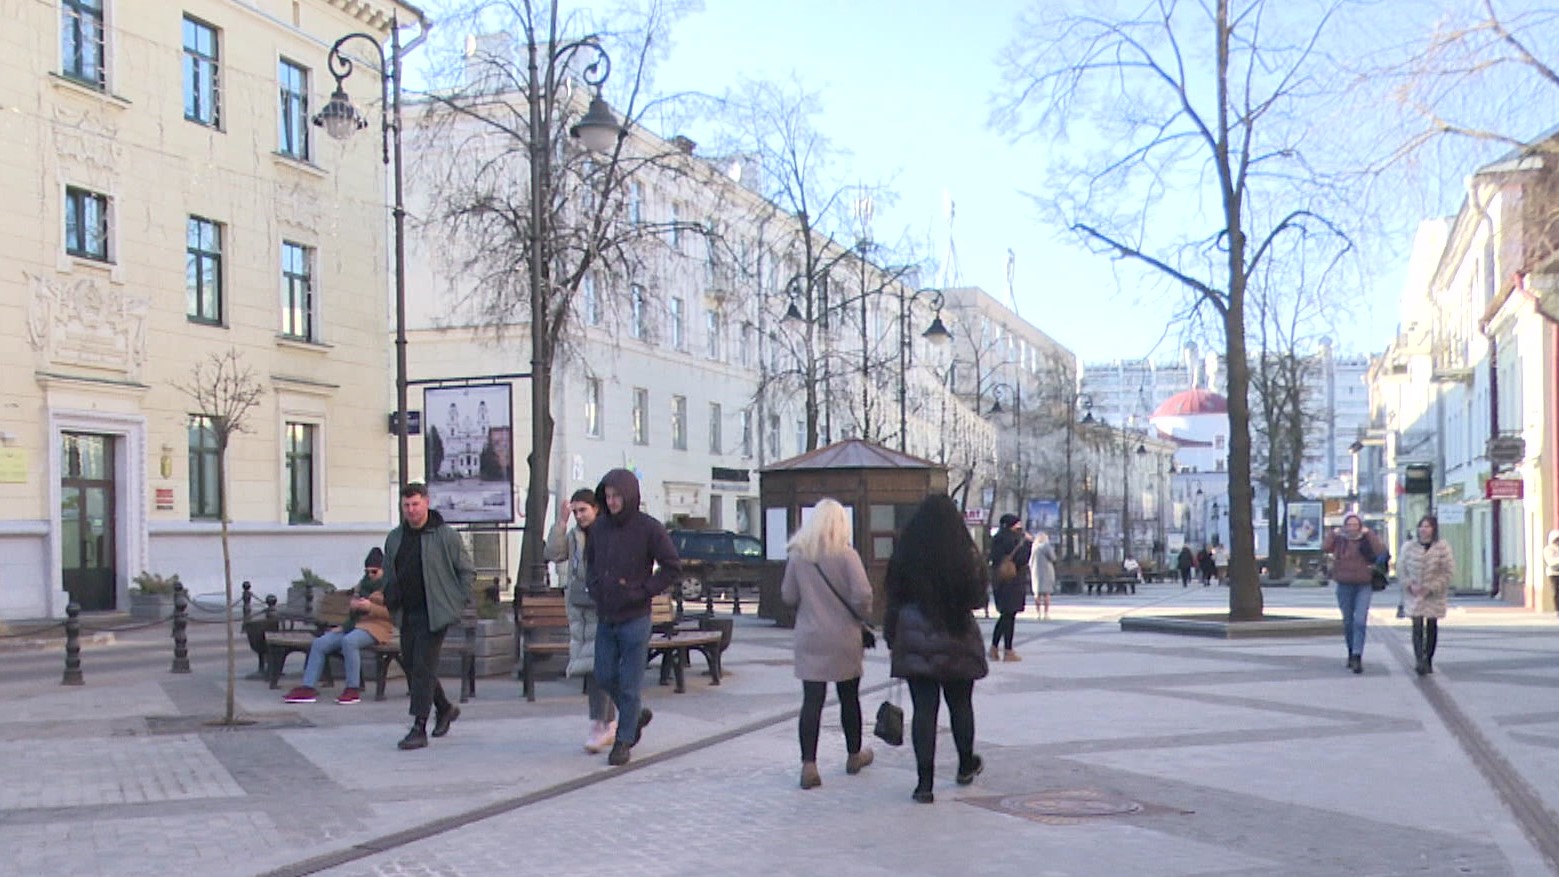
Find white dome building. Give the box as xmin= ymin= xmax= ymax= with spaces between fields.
xmin=1149 ymin=389 xmax=1231 ymax=551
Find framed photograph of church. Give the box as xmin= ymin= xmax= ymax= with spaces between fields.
xmin=422 ymin=383 xmax=515 ymax=523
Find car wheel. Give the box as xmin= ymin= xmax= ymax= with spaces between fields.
xmin=678 ymin=576 xmax=704 ymax=602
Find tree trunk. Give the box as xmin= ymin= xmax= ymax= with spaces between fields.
xmin=220 ymin=447 xmax=236 ymax=724
xmin=1224 ymin=283 xmax=1263 ymax=620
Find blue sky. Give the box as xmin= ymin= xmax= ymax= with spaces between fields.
xmin=645 ymin=0 xmax=1413 ymax=364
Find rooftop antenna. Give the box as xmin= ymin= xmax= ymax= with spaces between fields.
xmin=1005 ymin=248 xmax=1019 ymax=315
xmin=939 ymin=192 xmax=961 ymax=289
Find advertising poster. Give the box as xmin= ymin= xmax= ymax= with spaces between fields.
xmin=1286 ymin=500 xmax=1323 ymax=551
xmin=1025 ymin=499 xmax=1061 ymax=536
xmin=423 ymin=384 xmax=514 ymax=523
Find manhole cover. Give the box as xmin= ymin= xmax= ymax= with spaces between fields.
xmin=965 ymin=788 xmax=1188 ymax=825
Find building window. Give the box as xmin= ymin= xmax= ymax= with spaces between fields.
xmin=278 ymin=59 xmax=310 ymax=160
xmin=767 ymin=413 xmax=781 ymax=458
xmin=61 ymin=0 xmax=105 ymax=88
xmin=188 ymin=415 xmax=221 ymax=520
xmin=630 ymin=285 xmax=646 ymax=340
xmin=632 ymin=387 xmax=648 ymax=445
xmin=64 ymin=186 xmax=109 ymax=261
xmin=671 ymin=395 xmax=688 ymax=451
xmin=281 ymin=241 xmax=315 ymax=341
xmin=669 ymin=297 xmax=685 ymax=350
xmin=182 ymin=16 xmax=220 ymax=127
xmin=741 ymin=408 xmax=753 ymax=458
xmin=670 ymin=202 xmax=681 ymax=248
xmin=706 ymin=312 xmax=722 ymax=360
xmin=709 ymin=402 xmax=722 ymax=454
xmin=186 ymin=216 xmax=222 ymax=324
xmin=628 ymin=182 xmax=643 ymax=226
xmin=739 ymin=322 xmax=753 ymax=368
xmin=795 ymin=418 xmax=806 ymax=455
xmin=285 ymin=422 xmax=317 ymax=524
xmin=582 ymin=273 xmax=600 ymax=326
xmin=585 ymin=377 xmax=602 ymax=437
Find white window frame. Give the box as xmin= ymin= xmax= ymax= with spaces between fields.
xmin=632 ymin=387 xmax=648 ymax=445
xmin=709 ymin=402 xmax=722 ymax=455
xmin=585 ymin=377 xmax=602 ymax=438
xmin=671 ymin=395 xmax=687 ymax=451
xmin=278 ymin=57 xmax=310 ymax=160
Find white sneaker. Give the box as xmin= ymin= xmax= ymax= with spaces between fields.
xmin=584 ymin=721 xmax=616 ymax=754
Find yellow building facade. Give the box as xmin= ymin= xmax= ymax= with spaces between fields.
xmin=0 ymin=0 xmax=423 ymax=618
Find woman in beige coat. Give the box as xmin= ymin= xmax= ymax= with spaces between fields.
xmin=781 ymin=498 xmax=875 ymax=789
xmin=1398 ymin=514 xmax=1454 ymax=676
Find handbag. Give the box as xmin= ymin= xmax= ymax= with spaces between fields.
xmin=873 ymin=681 xmax=904 ymax=746
xmin=993 ymin=541 xmax=1020 ymax=583
xmin=1359 ymin=538 xmax=1389 ymax=591
xmin=814 ymin=562 xmax=878 ymax=649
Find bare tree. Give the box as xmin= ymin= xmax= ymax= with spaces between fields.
xmin=413 ymin=0 xmax=704 ymax=591
xmin=177 ymin=349 xmax=264 ymax=725
xmin=996 ymin=0 xmax=1359 ymax=619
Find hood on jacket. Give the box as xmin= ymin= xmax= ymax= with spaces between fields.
xmin=595 ymin=469 xmax=642 ymax=525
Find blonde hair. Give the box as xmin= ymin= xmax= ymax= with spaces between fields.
xmin=1034 ymin=531 xmax=1050 ymax=546
xmin=787 ymin=498 xmax=851 ymax=562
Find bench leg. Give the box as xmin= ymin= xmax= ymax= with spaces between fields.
xmin=672 ymin=648 xmax=686 ymax=694
xmin=703 ymin=646 xmax=721 ymax=686
xmin=523 ymin=654 xmax=536 ymax=702
xmin=267 ymin=646 xmax=287 ymax=689
xmin=374 ymin=654 xmax=391 ymax=702
xmin=460 ymin=651 xmax=474 ymax=704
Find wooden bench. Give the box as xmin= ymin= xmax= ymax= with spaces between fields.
xmin=648 ymin=594 xmax=723 ymax=694
xmin=266 ymin=591 xmax=476 ymax=703
xmin=520 ymin=592 xmax=571 ymax=702
xmin=1085 ymin=575 xmax=1140 ymax=595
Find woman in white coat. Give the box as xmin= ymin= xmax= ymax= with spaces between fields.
xmin=1030 ymin=532 xmax=1057 ymax=619
xmin=781 ymin=498 xmax=875 ymax=789
xmin=1398 ymin=514 xmax=1454 ymax=676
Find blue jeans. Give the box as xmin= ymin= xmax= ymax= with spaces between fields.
xmin=1335 ymin=582 xmax=1374 ymax=656
xmin=595 ymin=613 xmax=653 ymax=745
xmin=303 ymin=628 xmax=377 ymax=688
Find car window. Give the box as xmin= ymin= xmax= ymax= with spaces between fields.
xmin=734 ymin=535 xmax=762 ymax=558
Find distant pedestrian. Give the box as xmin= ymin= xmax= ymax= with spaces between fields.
xmin=1326 ymin=513 xmax=1387 ymax=674
xmin=382 ymin=482 xmax=475 ymax=750
xmin=988 ymin=514 xmax=1033 ymax=661
xmin=587 ymin=468 xmax=681 ymax=766
xmin=283 ymin=547 xmax=393 ymax=706
xmin=781 ymin=498 xmax=875 ymax=790
xmin=1030 ymin=532 xmax=1056 ymax=619
xmin=1544 ymin=531 xmax=1559 ymax=616
xmin=885 ymin=494 xmax=989 ymax=804
xmin=1399 ymin=515 xmax=1453 ymax=676
xmin=1197 ymin=546 xmax=1217 ymax=586
xmin=544 ymin=488 xmax=616 ymax=753
xmin=1176 ymin=546 xmax=1194 ymax=587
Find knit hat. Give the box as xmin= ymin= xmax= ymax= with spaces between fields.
xmin=999 ymin=514 xmax=1021 ymax=529
xmin=364 ymin=546 xmax=385 ymax=569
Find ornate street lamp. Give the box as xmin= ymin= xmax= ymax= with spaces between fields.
xmin=313 ymin=14 xmax=429 ymax=490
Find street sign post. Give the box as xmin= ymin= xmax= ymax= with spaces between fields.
xmin=1486 ymin=436 xmax=1526 ymax=467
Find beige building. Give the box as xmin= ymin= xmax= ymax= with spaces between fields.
xmin=0 ymin=0 xmax=424 ymax=619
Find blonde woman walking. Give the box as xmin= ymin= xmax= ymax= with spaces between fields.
xmin=781 ymin=498 xmax=875 ymax=789
xmin=1399 ymin=515 xmax=1453 ymax=676
xmin=1030 ymin=532 xmax=1056 ymax=619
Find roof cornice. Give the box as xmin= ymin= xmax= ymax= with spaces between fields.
xmin=324 ymin=0 xmax=428 ymax=32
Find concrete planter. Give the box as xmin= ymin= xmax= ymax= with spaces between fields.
xmin=129 ymin=592 xmax=175 ymax=621
xmin=439 ymin=616 xmax=516 ymax=677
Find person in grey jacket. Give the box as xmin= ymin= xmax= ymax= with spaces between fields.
xmin=781 ymin=498 xmax=875 ymax=790
xmin=382 ymin=482 xmax=475 ymax=751
xmin=885 ymin=494 xmax=989 ymax=804
xmin=545 ymin=487 xmax=616 ymax=753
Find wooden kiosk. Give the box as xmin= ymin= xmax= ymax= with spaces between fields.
xmin=757 ymin=440 xmax=949 ymax=626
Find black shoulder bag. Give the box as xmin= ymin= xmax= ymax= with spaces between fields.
xmin=813 ymin=562 xmax=878 ymax=649
xmin=1358 ymin=537 xmax=1390 ymax=591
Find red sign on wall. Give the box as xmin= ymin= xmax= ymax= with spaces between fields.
xmin=1484 ymin=478 xmax=1524 ymax=500
xmin=154 ymin=488 xmax=176 ymax=511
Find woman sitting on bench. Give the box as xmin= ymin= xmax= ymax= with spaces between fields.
xmin=284 ymin=547 xmax=394 ymax=705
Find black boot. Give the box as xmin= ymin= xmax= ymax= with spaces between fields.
xmin=432 ymin=704 xmax=460 ymax=738
xmin=1347 ymin=654 xmax=1362 ymax=674
xmin=1412 ymin=621 xmax=1428 ymax=676
xmin=398 ymin=719 xmax=428 ymax=750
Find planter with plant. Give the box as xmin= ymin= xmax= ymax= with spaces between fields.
xmin=130 ymin=572 xmax=181 ymax=620
xmin=285 ymin=568 xmax=337 ymax=615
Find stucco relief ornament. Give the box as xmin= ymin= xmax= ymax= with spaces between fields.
xmin=275 ymin=180 xmax=323 ymax=233
xmin=26 ymin=273 xmax=149 ymax=380
xmin=51 ymin=107 xmax=122 ymax=174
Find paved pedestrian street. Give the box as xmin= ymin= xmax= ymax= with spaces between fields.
xmin=4 ymin=584 xmax=1559 ymax=876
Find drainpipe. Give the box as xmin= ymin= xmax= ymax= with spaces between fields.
xmin=1488 ymin=332 xmax=1502 ymax=599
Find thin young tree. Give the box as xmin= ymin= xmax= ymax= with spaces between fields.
xmin=177 ymin=349 xmax=264 ymax=725
xmin=996 ymin=0 xmax=1360 ymax=619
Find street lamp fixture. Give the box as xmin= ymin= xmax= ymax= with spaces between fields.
xmin=313 ymin=14 xmax=428 ymax=490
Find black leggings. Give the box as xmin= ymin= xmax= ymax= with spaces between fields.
xmin=907 ymin=677 xmax=975 ymax=791
xmin=1411 ymin=617 xmax=1439 ymax=659
xmin=799 ymin=678 xmax=862 ymax=762
xmin=991 ymin=612 xmax=1017 ymax=650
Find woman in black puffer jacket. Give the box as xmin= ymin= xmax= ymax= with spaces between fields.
xmin=885 ymin=494 xmax=990 ymax=804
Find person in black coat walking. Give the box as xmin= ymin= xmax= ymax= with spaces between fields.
xmin=987 ymin=514 xmax=1033 ymax=662
xmin=1176 ymin=546 xmax=1194 ymax=587
xmin=886 ymin=495 xmax=990 ymax=804
xmin=1197 ymin=546 xmax=1217 ymax=586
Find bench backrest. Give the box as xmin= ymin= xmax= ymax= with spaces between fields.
xmin=650 ymin=593 xmax=675 ymax=628
xmin=520 ymin=593 xmax=569 ymax=628
xmin=314 ymin=590 xmax=353 ymax=626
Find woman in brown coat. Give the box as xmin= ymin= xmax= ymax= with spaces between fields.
xmin=781 ymin=498 xmax=875 ymax=789
xmin=1398 ymin=515 xmax=1454 ymax=676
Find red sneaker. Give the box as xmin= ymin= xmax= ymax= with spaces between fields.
xmin=282 ymin=686 xmax=318 ymax=704
xmin=336 ymin=687 xmax=361 ymax=705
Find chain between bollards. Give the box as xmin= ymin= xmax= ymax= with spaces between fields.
xmin=170 ymin=582 xmax=190 ymax=673
xmin=61 ymin=601 xmax=83 ymax=685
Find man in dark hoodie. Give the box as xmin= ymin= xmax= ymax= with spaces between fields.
xmin=586 ymin=468 xmax=681 ymax=766
xmin=382 ymin=482 xmax=475 ymax=751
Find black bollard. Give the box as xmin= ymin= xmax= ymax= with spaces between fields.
xmin=264 ymin=592 xmax=278 ymax=623
xmin=170 ymin=582 xmax=190 ymax=673
xmin=241 ymin=581 xmax=253 ymax=624
xmin=304 ymin=580 xmax=315 ymax=619
xmin=461 ymin=612 xmax=477 ymax=704
xmin=62 ymin=602 xmax=84 ymax=686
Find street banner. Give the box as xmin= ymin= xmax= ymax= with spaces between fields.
xmin=423 ymin=383 xmax=515 ymax=523
xmin=1025 ymin=499 xmax=1061 ymax=536
xmin=1286 ymin=500 xmax=1323 ymax=551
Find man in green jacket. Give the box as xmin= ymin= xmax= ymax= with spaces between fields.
xmin=382 ymin=482 xmax=475 ymax=750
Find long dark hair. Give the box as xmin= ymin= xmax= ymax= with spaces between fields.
xmin=1417 ymin=515 xmax=1439 ymax=544
xmin=885 ymin=494 xmax=985 ymax=633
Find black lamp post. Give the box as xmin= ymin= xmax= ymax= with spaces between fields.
xmin=986 ymin=381 xmax=1022 ymax=516
xmin=314 ymin=14 xmax=428 ymax=490
xmin=1061 ymin=392 xmax=1094 ymax=560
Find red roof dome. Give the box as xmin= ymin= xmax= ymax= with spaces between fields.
xmin=1151 ymin=389 xmax=1228 ymax=417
